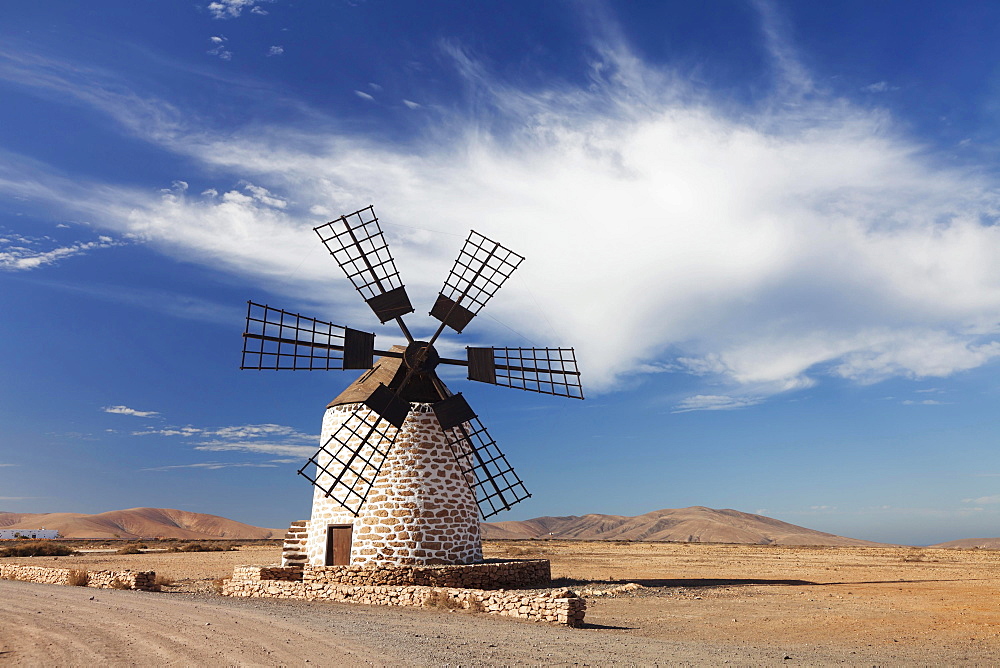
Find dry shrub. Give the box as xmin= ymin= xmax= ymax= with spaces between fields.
xmin=0 ymin=541 xmax=75 ymax=558
xmin=67 ymin=569 xmax=90 ymax=586
xmin=466 ymin=597 xmax=485 ymax=613
xmin=211 ymin=577 xmax=227 ymax=594
xmin=117 ymin=544 xmax=143 ymax=555
xmin=154 ymin=574 xmax=174 ymax=588
xmin=424 ymin=590 xmax=463 ymax=610
xmin=504 ymin=545 xmax=542 ymax=557
xmin=108 ymin=577 xmax=131 ymax=590
xmin=170 ymin=542 xmax=235 ymax=553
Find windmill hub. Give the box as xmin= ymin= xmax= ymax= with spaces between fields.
xmin=403 ymin=340 xmax=440 ymax=373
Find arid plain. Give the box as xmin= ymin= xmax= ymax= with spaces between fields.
xmin=4 ymin=539 xmax=1000 ymax=664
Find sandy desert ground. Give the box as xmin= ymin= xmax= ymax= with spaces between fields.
xmin=3 ymin=539 xmax=1000 ymax=665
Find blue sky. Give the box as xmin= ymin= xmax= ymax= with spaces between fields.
xmin=2 ymin=1 xmax=1000 ymax=545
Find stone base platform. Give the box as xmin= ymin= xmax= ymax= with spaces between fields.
xmin=222 ymin=560 xmax=586 ymax=627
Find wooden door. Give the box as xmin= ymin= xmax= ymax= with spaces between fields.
xmin=325 ymin=525 xmax=353 ymax=565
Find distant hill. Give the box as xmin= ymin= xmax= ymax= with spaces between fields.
xmin=482 ymin=506 xmax=889 ymax=546
xmin=0 ymin=508 xmax=281 ymax=540
xmin=929 ymin=537 xmax=1000 ymax=549
xmin=1 ymin=505 xmax=893 ymax=545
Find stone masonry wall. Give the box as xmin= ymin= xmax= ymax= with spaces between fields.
xmin=0 ymin=564 xmax=158 ymax=591
xmin=223 ymin=566 xmax=584 ymax=627
xmin=307 ymin=404 xmax=482 ymax=566
xmin=304 ymin=559 xmax=550 ymax=589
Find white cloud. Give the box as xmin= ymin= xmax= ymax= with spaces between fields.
xmin=862 ymin=81 xmax=897 ymax=93
xmin=241 ymin=182 xmax=287 ymax=208
xmin=142 ymin=461 xmax=278 ymax=471
xmin=133 ymin=422 xmax=319 ymax=458
xmin=102 ymin=405 xmax=160 ymax=418
xmin=194 ymin=440 xmax=316 ymax=457
xmin=0 ymin=464 xmax=17 ymax=467
xmin=354 ymin=90 xmax=374 ymax=101
xmin=672 ymin=394 xmax=763 ymax=413
xmin=901 ymin=399 xmax=945 ymax=405
xmin=267 ymin=45 xmax=284 ymax=57
xmin=402 ymin=99 xmax=421 ymax=109
xmin=963 ymin=495 xmax=1000 ymax=504
xmin=132 ymin=427 xmax=203 ymax=437
xmin=0 ymin=233 xmax=125 ymax=271
xmin=207 ymin=0 xmax=269 ymax=19
xmin=207 ymin=35 xmax=232 ymax=60
xmin=3 ymin=16 xmax=1000 ymax=401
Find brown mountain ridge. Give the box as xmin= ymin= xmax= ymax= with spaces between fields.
xmin=0 ymin=508 xmax=281 ymax=540
xmin=2 ymin=505 xmax=884 ymax=546
xmin=482 ymin=506 xmax=889 ymax=546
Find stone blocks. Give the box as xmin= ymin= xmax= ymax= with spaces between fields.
xmin=305 ymin=404 xmax=483 ymax=566
xmin=0 ymin=564 xmax=159 ymax=591
xmin=222 ymin=560 xmax=585 ymax=627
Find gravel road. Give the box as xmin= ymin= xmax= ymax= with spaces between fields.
xmin=0 ymin=579 xmax=859 ymax=666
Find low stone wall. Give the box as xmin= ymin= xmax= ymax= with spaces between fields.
xmin=0 ymin=564 xmax=158 ymax=591
xmin=223 ymin=572 xmax=585 ymax=626
xmin=305 ymin=559 xmax=550 ymax=589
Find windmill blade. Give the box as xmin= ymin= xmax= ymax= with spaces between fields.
xmin=465 ymin=346 xmax=584 ymax=399
xmin=241 ymin=301 xmax=375 ymax=370
xmin=298 ymin=407 xmax=400 ymax=516
xmin=430 ymin=230 xmax=525 ymax=333
xmin=314 ymin=205 xmax=415 ymax=326
xmin=439 ymin=405 xmax=530 ymax=519
xmin=363 ymin=383 xmax=412 ymax=429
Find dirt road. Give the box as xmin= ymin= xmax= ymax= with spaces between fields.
xmin=3 ymin=540 xmax=1000 ymax=665
xmin=1 ymin=579 xmax=806 ymax=666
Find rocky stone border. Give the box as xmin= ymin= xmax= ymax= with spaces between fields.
xmin=0 ymin=564 xmax=159 ymax=591
xmin=223 ymin=568 xmax=586 ymax=626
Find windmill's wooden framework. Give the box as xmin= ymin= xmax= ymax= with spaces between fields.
xmin=242 ymin=205 xmax=583 ymax=566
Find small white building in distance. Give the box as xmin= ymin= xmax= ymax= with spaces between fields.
xmin=0 ymin=529 xmax=60 ymax=539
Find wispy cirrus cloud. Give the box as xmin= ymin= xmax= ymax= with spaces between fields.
xmin=963 ymin=495 xmax=1000 ymax=505
xmin=2 ymin=6 xmax=1000 ymax=408
xmin=194 ymin=441 xmax=317 ymax=457
xmin=672 ymin=394 xmax=764 ymax=413
xmin=862 ymin=81 xmax=898 ymax=93
xmin=141 ymin=461 xmax=278 ymax=472
xmin=0 ymin=232 xmax=126 ymax=271
xmin=103 ymin=405 xmax=160 ymax=418
xmin=133 ymin=422 xmax=319 ymax=458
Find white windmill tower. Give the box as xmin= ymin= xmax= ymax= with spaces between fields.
xmin=241 ymin=205 xmax=583 ymax=566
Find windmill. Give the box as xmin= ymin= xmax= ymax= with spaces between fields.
xmin=241 ymin=205 xmax=583 ymax=566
